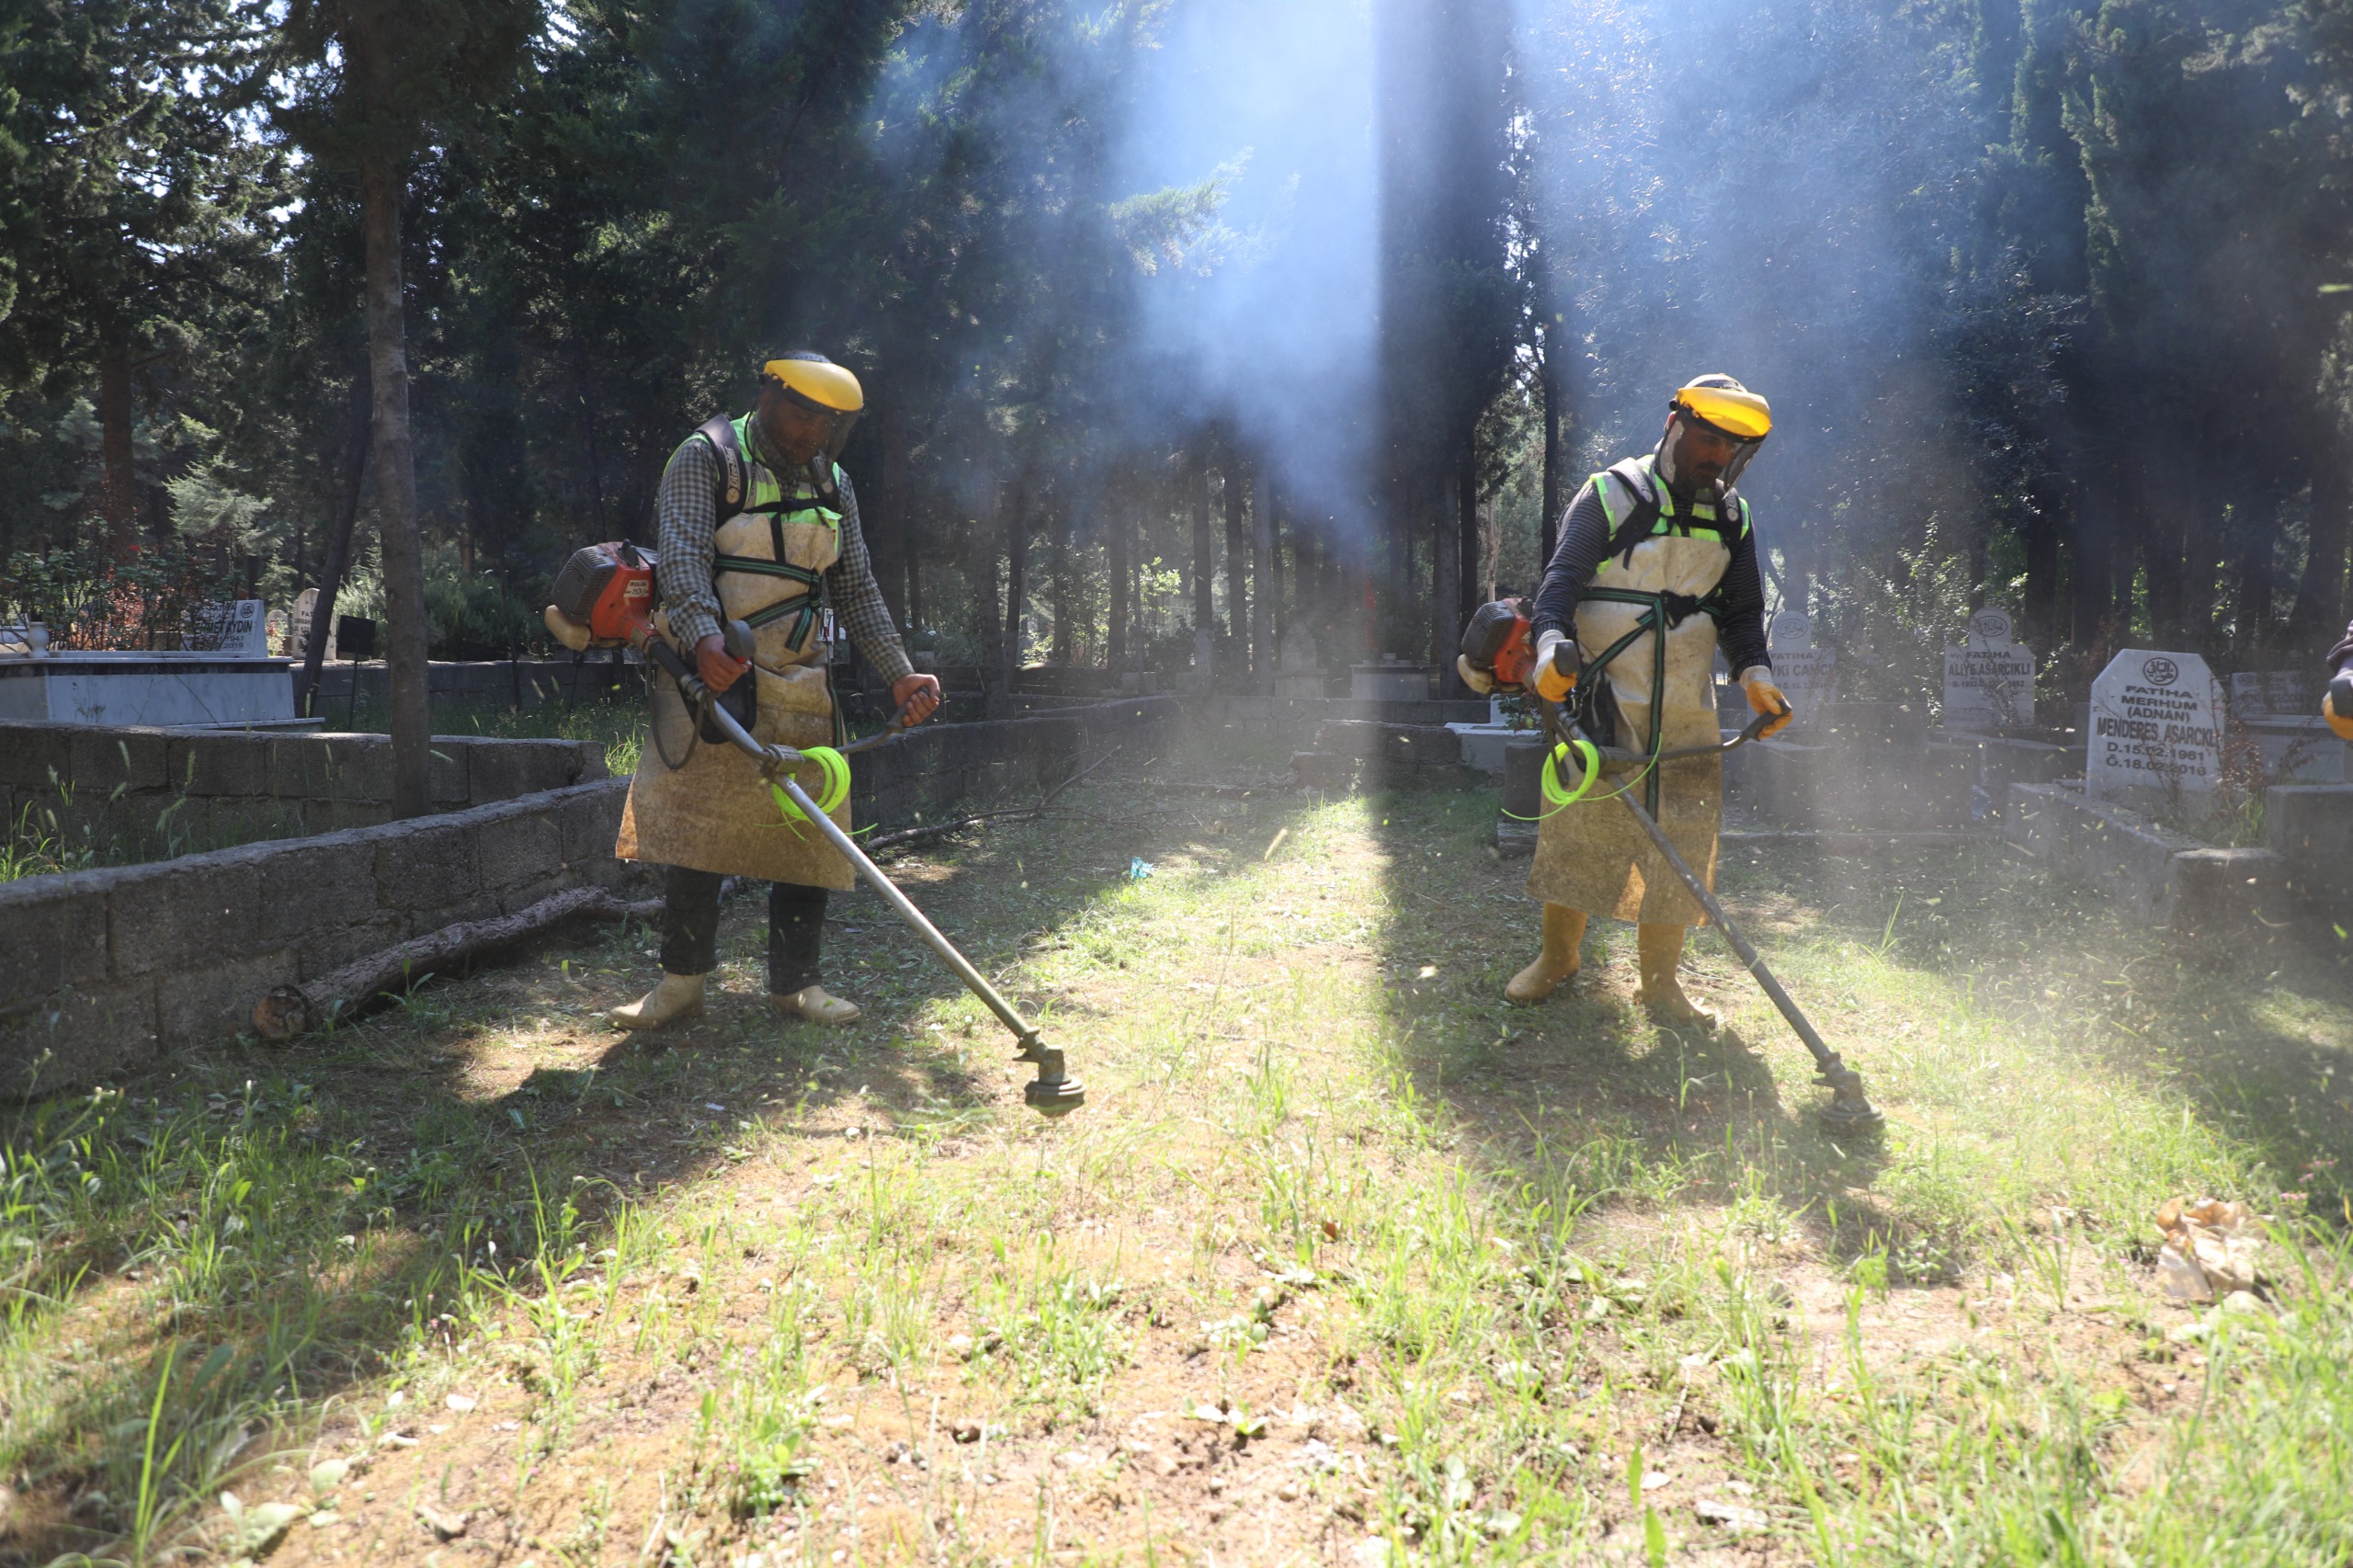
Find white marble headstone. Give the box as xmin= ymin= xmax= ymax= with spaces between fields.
xmin=1767 ymin=611 xmax=1835 ymax=732
xmin=2086 ymin=649 xmax=2223 ymax=799
xmin=184 ymin=599 xmax=268 ymax=657
xmin=290 ymin=588 xmax=320 ymax=660
xmin=1943 ymin=609 xmax=2035 ymax=732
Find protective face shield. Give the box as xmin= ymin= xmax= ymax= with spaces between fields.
xmin=1658 ymin=375 xmax=1772 ymax=490
xmin=762 ymin=352 xmax=866 ymax=461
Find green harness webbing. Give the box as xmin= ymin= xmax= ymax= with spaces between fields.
xmin=1573 ymin=460 xmax=1745 ymax=817
xmin=711 ymin=507 xmax=832 ymax=651
xmin=1574 ymin=585 xmax=1728 ymax=817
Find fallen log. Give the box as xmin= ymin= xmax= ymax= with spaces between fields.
xmin=252 ymin=885 xmax=663 ymax=1041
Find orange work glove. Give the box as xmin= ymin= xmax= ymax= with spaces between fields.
xmin=2326 ymin=673 xmax=2353 ymax=741
xmin=1533 ymin=629 xmax=1579 ymax=703
xmin=1742 ymin=669 xmax=1794 ymax=738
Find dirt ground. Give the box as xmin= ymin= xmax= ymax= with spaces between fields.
xmin=6 ymin=732 xmax=2344 ymax=1566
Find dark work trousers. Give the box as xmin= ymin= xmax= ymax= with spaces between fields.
xmin=660 ymin=866 xmax=828 ymax=995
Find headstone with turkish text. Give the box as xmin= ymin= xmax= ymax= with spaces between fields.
xmin=290 ymin=588 xmax=320 ymax=660
xmin=1767 ymin=610 xmax=1835 ymax=733
xmin=1942 ymin=608 xmax=2036 ymax=732
xmin=183 ymin=599 xmax=268 ymax=657
xmin=2225 ymin=670 xmax=2317 ymax=719
xmin=2086 ymin=649 xmax=2223 ymax=800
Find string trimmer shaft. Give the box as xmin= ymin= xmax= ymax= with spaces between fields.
xmin=1540 ymin=699 xmax=1881 ymax=1131
xmin=639 ymin=629 xmax=1085 ymax=1116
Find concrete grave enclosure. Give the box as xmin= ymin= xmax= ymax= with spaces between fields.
xmin=0 ymin=698 xmax=1177 ymax=1094
xmin=1279 ymin=669 xmax=2351 ymax=955
xmin=0 ymin=722 xmax=608 ymax=852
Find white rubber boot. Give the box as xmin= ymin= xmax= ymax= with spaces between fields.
xmin=771 ymin=985 xmax=861 ymax=1026
xmin=610 ymin=971 xmax=708 ymax=1030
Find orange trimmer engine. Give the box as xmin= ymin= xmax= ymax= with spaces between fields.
xmin=546 ymin=541 xmax=659 ymax=649
xmin=1460 ymin=597 xmax=1537 ymax=689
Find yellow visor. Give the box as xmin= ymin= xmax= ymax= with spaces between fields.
xmin=1676 ymin=382 xmax=1772 ymax=440
xmin=763 ymin=357 xmax=865 ymax=415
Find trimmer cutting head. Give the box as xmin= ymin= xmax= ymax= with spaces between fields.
xmin=1017 ymin=1036 xmax=1087 ymax=1117
xmin=1813 ymin=1055 xmax=1884 ymax=1131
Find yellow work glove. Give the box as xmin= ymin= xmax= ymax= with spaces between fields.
xmin=1533 ymin=629 xmax=1579 ymax=703
xmin=2327 ymin=674 xmax=2353 ymax=741
xmin=1455 ymin=653 xmax=1496 ymax=697
xmin=1742 ymin=669 xmax=1794 ymax=738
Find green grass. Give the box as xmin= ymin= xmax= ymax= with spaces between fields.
xmin=2 ymin=726 xmax=2351 ymax=1562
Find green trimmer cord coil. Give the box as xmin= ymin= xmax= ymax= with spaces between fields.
xmin=639 ymin=628 xmax=1085 ymax=1117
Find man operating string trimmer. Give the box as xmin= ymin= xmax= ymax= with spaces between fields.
xmin=610 ymin=352 xmax=942 ymax=1031
xmin=1464 ymin=374 xmax=1793 ymax=1023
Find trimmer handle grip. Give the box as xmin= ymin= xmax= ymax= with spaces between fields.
xmin=634 ymin=626 xmax=704 ymax=700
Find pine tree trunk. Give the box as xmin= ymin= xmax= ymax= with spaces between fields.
xmin=2069 ymin=458 xmax=2120 ymax=648
xmin=2021 ymin=477 xmax=2062 ymax=648
xmin=1251 ymin=469 xmax=1274 ymax=690
xmin=1189 ymin=444 xmax=1212 ymax=681
xmin=1223 ymin=445 xmax=1249 ymax=680
xmin=1050 ymin=503 xmax=1072 ymax=666
xmin=1458 ymin=433 xmax=1479 ymax=624
xmin=1540 ymin=315 xmax=1564 ymax=572
xmin=1435 ymin=463 xmax=1461 ymax=687
xmin=359 ymin=150 xmax=432 ymax=818
xmin=2233 ymin=494 xmax=2280 ymax=656
xmin=1001 ymin=485 xmax=1028 ymax=698
xmin=295 ymin=372 xmax=372 ymax=714
xmin=1108 ymin=503 xmax=1129 ymax=671
xmin=2287 ymin=477 xmax=2348 ymax=649
xmin=97 ymin=337 xmax=139 ymax=560
xmin=876 ymin=403 xmax=910 ymax=626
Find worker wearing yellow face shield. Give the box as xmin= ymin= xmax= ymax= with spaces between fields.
xmin=1507 ymin=375 xmax=1793 ymax=1027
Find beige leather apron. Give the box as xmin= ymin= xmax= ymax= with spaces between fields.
xmin=616 ymin=469 xmax=855 ymax=891
xmin=1528 ymin=528 xmax=1729 ymax=927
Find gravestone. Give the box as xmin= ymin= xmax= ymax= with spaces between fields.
xmin=1942 ymin=608 xmax=2036 ymax=732
xmin=183 ymin=599 xmax=268 ymax=656
xmin=2227 ymin=670 xmax=2316 ymax=719
xmin=290 ymin=588 xmax=321 ymax=660
xmin=1766 ymin=611 xmax=1836 ymax=733
xmin=1273 ymin=623 xmax=1324 ymax=699
xmin=2086 ymin=649 xmax=2224 ymax=800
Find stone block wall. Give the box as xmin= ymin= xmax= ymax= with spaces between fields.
xmin=0 ymin=722 xmax=606 ymax=859
xmin=309 ymin=657 xmax=645 ymax=710
xmin=0 ymin=698 xmax=1179 ymax=1091
xmin=0 ymin=779 xmax=632 ymax=1093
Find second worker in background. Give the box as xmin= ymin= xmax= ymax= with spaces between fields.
xmin=1506 ymin=375 xmax=1791 ymax=1026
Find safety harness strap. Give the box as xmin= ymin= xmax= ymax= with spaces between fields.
xmin=1574 ymin=584 xmax=1700 ymax=817
xmin=709 ymin=554 xmax=825 ymax=648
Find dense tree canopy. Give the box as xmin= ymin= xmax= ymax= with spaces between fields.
xmin=3 ymin=0 xmax=2349 ymax=710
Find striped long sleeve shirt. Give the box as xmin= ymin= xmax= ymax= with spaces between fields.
xmin=652 ymin=426 xmax=914 ymax=684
